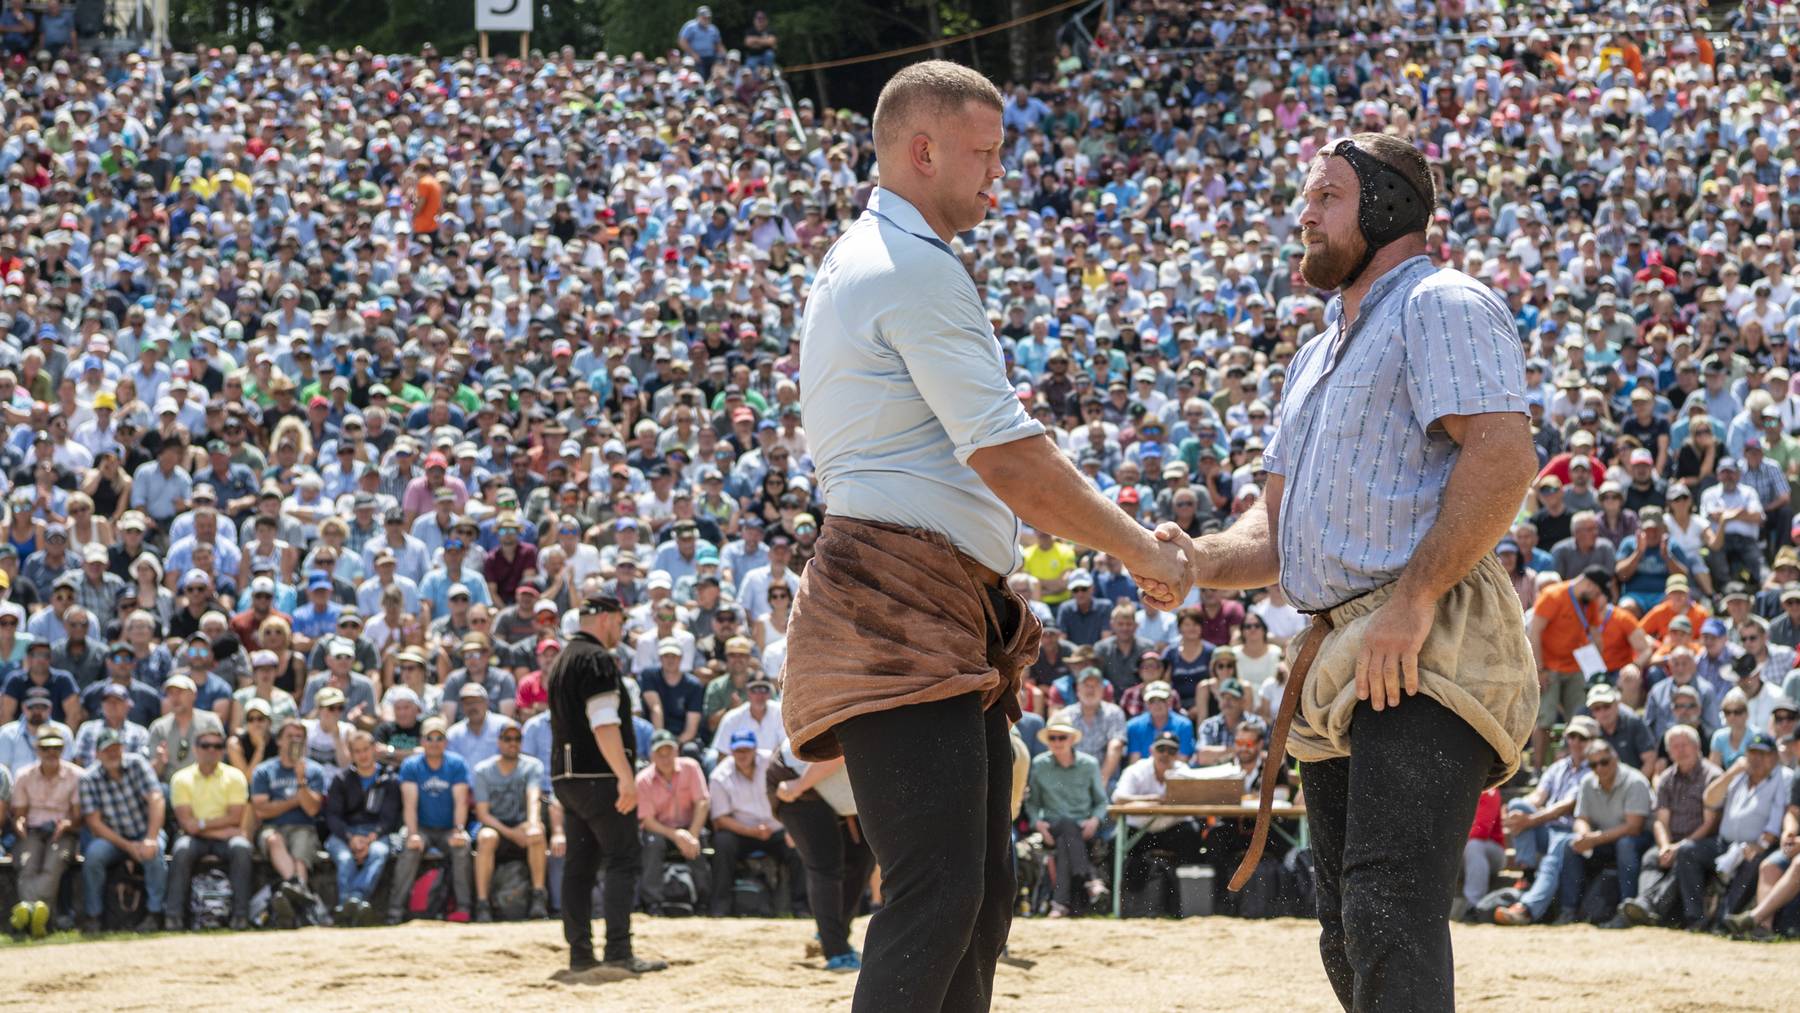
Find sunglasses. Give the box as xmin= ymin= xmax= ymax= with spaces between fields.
xmin=195 ymin=740 xmax=225 ymax=750
xmin=444 ymin=539 xmax=465 ymax=550
xmin=248 ymin=713 xmax=270 ymax=722
xmin=1591 ymin=758 xmax=1616 ymax=769
xmin=425 ymin=734 xmax=447 ymax=742
xmin=1047 ymin=734 xmax=1071 ymax=742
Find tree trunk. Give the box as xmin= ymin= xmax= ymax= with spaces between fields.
xmin=806 ymin=34 xmax=829 ymax=119
xmin=1008 ymin=0 xmax=1028 ymax=83
xmin=924 ymin=0 xmax=943 ymax=60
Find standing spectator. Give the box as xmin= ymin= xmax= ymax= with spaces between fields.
xmin=678 ymin=5 xmax=724 ymax=80
xmin=165 ymin=728 xmax=253 ymax=931
xmin=78 ymin=728 xmax=167 ymax=933
xmin=742 ymin=9 xmax=777 ymax=71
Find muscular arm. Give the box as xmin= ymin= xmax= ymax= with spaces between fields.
xmin=1187 ymin=474 xmax=1283 ymax=590
xmin=1391 ymin=412 xmax=1540 ymax=610
xmin=970 ymin=434 xmax=1182 ymax=593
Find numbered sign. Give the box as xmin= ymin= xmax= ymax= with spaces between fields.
xmin=476 ymin=0 xmax=532 ymax=32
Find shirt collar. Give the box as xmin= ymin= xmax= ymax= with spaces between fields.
xmin=1325 ymin=254 xmax=1434 ymax=325
xmin=867 ymin=187 xmax=940 ymax=242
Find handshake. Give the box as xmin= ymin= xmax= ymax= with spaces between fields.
xmin=1131 ymin=522 xmax=1200 ymax=612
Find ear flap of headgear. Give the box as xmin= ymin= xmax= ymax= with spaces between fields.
xmin=1330 ymin=139 xmax=1431 ymax=249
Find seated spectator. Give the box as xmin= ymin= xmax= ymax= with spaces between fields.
xmin=386 ymin=717 xmax=473 ymax=925
xmin=147 ymin=675 xmax=227 ymax=782
xmin=446 ymin=683 xmax=518 ymax=769
xmin=298 ymin=639 xmax=378 ymax=719
xmin=323 ymin=730 xmax=402 ymax=926
xmin=712 ymin=673 xmax=783 ymax=764
xmin=706 ymin=730 xmax=801 ymax=917
xmin=166 ymin=728 xmax=253 ymax=931
xmin=69 ymin=684 xmax=149 ymax=768
xmin=1195 ymin=677 xmax=1262 ymax=765
xmin=1618 ymin=725 xmax=1722 ymax=928
xmin=1124 ymin=682 xmax=1194 ymax=763
xmin=1053 ymin=666 xmax=1127 ymax=786
xmin=636 ymin=729 xmax=711 ymax=914
xmin=1674 ymin=732 xmax=1789 ymax=930
xmin=1585 ymin=683 xmax=1658 ymax=774
xmin=470 ymin=723 xmax=549 ymax=922
xmin=8 ymin=727 xmax=80 ymax=936
xmin=374 ymin=687 xmax=426 ymax=767
xmin=1501 ymin=715 xmax=1596 ymax=912
xmin=1111 ymin=729 xmax=1203 ymax=910
xmin=642 ymin=638 xmax=706 ymax=759
xmin=1723 ymin=741 xmax=1800 ymax=939
xmin=251 ymin=719 xmax=330 ymax=921
xmin=1499 ymin=740 xmax=1652 ymax=925
xmin=441 ymin=632 xmax=520 ymax=722
xmin=78 ymin=728 xmax=168 ymax=933
xmin=1455 ymin=787 xmax=1505 ymax=922
xmin=77 ymin=643 xmax=163 ymax=729
xmin=1027 ymin=718 xmax=1110 ymax=917
xmin=0 ymin=686 xmax=74 ymax=774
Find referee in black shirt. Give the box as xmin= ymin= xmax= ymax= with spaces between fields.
xmin=546 ymin=593 xmax=667 ymax=975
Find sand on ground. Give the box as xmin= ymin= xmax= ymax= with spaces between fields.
xmin=9 ymin=915 xmax=1789 ymax=1010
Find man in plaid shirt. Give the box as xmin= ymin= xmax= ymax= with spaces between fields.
xmin=78 ymin=728 xmax=167 ymax=933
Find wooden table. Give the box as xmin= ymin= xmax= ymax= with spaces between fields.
xmin=1105 ymin=802 xmax=1309 ymax=918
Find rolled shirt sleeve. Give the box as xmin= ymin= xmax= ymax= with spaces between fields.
xmin=1403 ymin=280 xmax=1528 ymax=434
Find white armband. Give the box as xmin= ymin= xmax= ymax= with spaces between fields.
xmin=586 ymin=691 xmax=620 ymax=728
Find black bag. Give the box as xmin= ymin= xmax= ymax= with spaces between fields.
xmin=102 ymin=861 xmax=147 ymax=931
xmin=658 ymin=861 xmax=699 ymax=917
xmin=1639 ymin=870 xmax=1679 ymax=923
xmin=730 ymin=877 xmax=772 ymax=918
xmin=1578 ymin=868 xmax=1620 ymax=924
xmin=492 ymin=862 xmax=532 ymax=921
xmin=1282 ymin=848 xmax=1317 ymax=919
xmin=1232 ymin=856 xmax=1286 ymax=920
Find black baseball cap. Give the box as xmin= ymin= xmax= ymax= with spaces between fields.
xmin=1151 ymin=729 xmax=1182 ymax=752
xmin=579 ymin=594 xmax=624 ymax=615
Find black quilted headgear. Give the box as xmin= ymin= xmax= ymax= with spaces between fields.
xmin=1323 ymin=139 xmax=1431 ymax=288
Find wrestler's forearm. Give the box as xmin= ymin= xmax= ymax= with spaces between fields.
xmin=970 ymin=435 xmax=1159 ymax=567
xmin=1191 ymin=488 xmax=1280 ymax=590
xmin=1392 ymin=414 xmax=1539 ymax=609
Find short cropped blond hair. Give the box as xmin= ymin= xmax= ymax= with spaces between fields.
xmin=872 ymin=60 xmax=1004 ymax=155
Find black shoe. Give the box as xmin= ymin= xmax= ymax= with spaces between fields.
xmin=1619 ymin=899 xmax=1654 ymax=927
xmin=228 ymin=914 xmax=250 ymax=932
xmin=528 ymin=889 xmax=548 ymax=920
xmin=384 ymin=912 xmax=404 ymax=927
xmin=569 ymin=952 xmax=600 ymax=973
xmin=1599 ymin=914 xmax=1631 ymax=930
xmin=78 ymin=916 xmax=103 ymax=936
xmin=1551 ymin=909 xmax=1580 ymax=926
xmin=473 ymin=900 xmax=493 ymax=924
xmin=270 ymin=892 xmax=296 ymax=930
xmin=136 ymin=913 xmax=163 ymax=934
xmin=356 ymin=901 xmax=381 ymax=928
xmin=600 ymin=955 xmax=669 ymax=974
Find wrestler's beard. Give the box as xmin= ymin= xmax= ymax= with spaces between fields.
xmin=1300 ymin=228 xmax=1368 ymax=291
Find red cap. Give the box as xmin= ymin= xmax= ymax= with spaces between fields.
xmin=1117 ymin=488 xmax=1140 ymax=504
xmin=1110 ymin=271 xmax=1128 ymax=284
xmin=731 ymin=406 xmax=754 ymax=423
xmin=308 ymin=395 xmax=329 ymax=408
xmin=423 ymin=452 xmax=448 ymax=468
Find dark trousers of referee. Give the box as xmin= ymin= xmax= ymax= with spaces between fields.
xmin=1303 ymin=696 xmax=1496 ymax=1012
xmin=555 ymin=778 xmax=640 ymax=963
xmin=836 ymin=691 xmax=1014 ymax=1013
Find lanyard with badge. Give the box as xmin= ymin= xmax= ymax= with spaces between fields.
xmin=1567 ymin=585 xmax=1609 ymax=679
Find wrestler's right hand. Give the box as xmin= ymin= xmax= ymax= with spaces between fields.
xmin=1134 ymin=524 xmax=1195 ymax=611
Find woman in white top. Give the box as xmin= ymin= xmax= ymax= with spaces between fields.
xmin=1662 ymin=487 xmax=1711 ymax=595
xmin=755 ymin=581 xmax=794 ymax=648
xmin=1234 ymin=614 xmax=1285 ymax=721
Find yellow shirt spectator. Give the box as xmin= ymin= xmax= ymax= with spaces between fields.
xmin=1023 ymin=536 xmax=1079 ymax=606
xmin=170 ymin=762 xmax=249 ymax=823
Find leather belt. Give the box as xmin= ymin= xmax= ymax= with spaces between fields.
xmin=1228 ymin=611 xmax=1333 ymax=892
xmin=957 ymin=552 xmax=1005 ymax=589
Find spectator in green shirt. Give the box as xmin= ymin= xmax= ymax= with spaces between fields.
xmin=1026 ymin=718 xmax=1110 ymax=916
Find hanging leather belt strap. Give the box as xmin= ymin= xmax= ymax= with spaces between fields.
xmin=1228 ymin=611 xmax=1334 ymax=892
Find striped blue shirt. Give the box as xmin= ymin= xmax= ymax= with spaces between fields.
xmin=1263 ymin=256 xmax=1526 ymax=612
xmin=799 ymin=188 xmax=1045 ymax=574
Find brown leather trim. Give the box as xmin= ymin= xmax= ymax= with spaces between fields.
xmin=1228 ymin=613 xmax=1333 ymax=892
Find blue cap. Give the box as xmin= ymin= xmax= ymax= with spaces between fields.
xmin=729 ymin=730 xmax=758 ymax=750
xmin=1745 ymin=730 xmax=1778 ymax=752
xmin=1701 ymin=617 xmax=1728 ymax=637
xmin=37 ymin=323 xmax=58 ymax=340
xmin=757 ymin=419 xmax=778 ymax=431
xmin=307 ymin=571 xmax=333 ymax=590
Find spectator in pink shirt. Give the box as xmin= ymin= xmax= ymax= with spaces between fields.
xmin=636 ymin=730 xmax=711 ymax=914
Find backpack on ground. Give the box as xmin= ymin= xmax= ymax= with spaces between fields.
xmin=492 ymin=861 xmax=532 ymax=921
xmin=188 ymin=869 xmax=233 ymax=930
xmin=658 ymin=861 xmax=699 ymax=917
xmin=409 ymin=867 xmax=452 ymax=919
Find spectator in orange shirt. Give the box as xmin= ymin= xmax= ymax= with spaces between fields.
xmin=1528 ymin=566 xmax=1612 ymax=771
xmin=410 ymin=162 xmax=442 ymax=242
xmin=1640 ymin=574 xmax=1708 ymax=643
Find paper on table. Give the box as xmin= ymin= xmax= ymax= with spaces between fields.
xmin=1573 ymin=644 xmax=1606 ymax=679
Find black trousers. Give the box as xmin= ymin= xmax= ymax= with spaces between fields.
xmin=836 ymin=692 xmax=1013 ymax=1013
xmin=1302 ymin=696 xmax=1494 ymax=1013
xmin=708 ymin=827 xmax=805 ymax=916
xmin=777 ymin=793 xmax=876 ymax=958
xmin=555 ymin=778 xmax=641 ymax=962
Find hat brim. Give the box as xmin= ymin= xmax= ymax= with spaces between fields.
xmin=1037 ymin=725 xmax=1083 ymax=746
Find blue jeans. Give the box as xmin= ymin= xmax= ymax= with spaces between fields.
xmin=82 ymin=832 xmax=168 ymax=916
xmin=1504 ymin=798 xmax=1555 ymax=869
xmin=1518 ymin=830 xmax=1577 ymax=919
xmin=325 ymin=832 xmax=393 ymax=904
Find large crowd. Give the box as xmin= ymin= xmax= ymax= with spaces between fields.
xmin=1 ymin=0 xmax=1799 ymax=946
